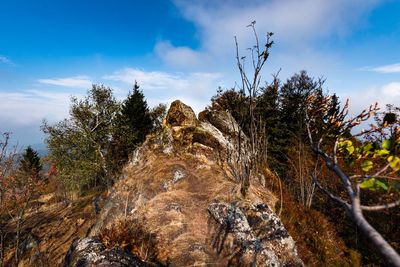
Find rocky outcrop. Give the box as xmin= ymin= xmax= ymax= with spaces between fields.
xmin=199 ymin=108 xmax=243 ymax=137
xmin=63 ymin=237 xmax=153 ymax=267
xmin=208 ymin=201 xmax=303 ymax=266
xmin=66 ymin=100 xmax=302 ymax=266
xmin=165 ymin=100 xmax=198 ymax=127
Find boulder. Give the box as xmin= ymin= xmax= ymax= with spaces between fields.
xmin=165 ymin=100 xmax=198 ymax=127
xmin=208 ymin=201 xmax=303 ymax=266
xmin=198 ymin=109 xmax=243 ymax=137
xmin=63 ymin=237 xmax=153 ymax=267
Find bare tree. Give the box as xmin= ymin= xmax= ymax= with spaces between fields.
xmin=305 ymin=94 xmax=400 ymax=266
xmin=231 ymin=21 xmax=274 ymax=196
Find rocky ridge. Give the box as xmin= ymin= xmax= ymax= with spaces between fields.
xmin=64 ymin=100 xmax=303 ymax=266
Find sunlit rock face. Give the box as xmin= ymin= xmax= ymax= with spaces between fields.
xmin=66 ymin=100 xmax=303 ymax=266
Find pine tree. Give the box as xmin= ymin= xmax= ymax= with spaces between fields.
xmin=121 ymin=82 xmax=152 ymax=144
xmin=111 ymin=82 xmax=152 ymax=169
xmin=19 ymin=146 xmax=42 ymax=179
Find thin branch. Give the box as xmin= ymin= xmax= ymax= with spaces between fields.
xmin=312 ymin=174 xmax=351 ymax=211
xmin=350 ymin=174 xmax=400 ymax=181
xmin=361 ymin=200 xmax=400 ymax=211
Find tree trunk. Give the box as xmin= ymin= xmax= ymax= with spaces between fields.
xmin=351 ymin=197 xmax=400 ymax=267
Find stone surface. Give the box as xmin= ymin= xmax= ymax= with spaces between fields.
xmin=63 ymin=237 xmax=153 ymax=267
xmin=165 ymin=100 xmax=198 ymax=127
xmin=198 ymin=109 xmax=243 ymax=137
xmin=208 ymin=201 xmax=303 ymax=266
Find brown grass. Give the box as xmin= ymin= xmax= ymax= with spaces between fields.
xmin=262 ymin=169 xmax=362 ymax=266
xmin=98 ymin=218 xmax=158 ymax=262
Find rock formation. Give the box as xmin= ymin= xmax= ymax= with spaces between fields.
xmin=63 ymin=237 xmax=153 ymax=267
xmin=64 ymin=100 xmax=303 ymax=266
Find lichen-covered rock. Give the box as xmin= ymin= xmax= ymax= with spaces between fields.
xmin=63 ymin=237 xmax=153 ymax=267
xmin=208 ymin=201 xmax=304 ymax=266
xmin=165 ymin=100 xmax=198 ymax=127
xmin=198 ymin=109 xmax=243 ymax=137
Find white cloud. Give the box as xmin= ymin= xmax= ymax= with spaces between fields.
xmin=38 ymin=75 xmax=92 ymax=88
xmin=0 ymin=55 xmax=15 ymax=66
xmin=381 ymin=82 xmax=400 ymax=97
xmin=103 ymin=67 xmax=221 ymax=92
xmin=370 ymin=63 xmax=400 ymax=73
xmin=170 ymin=0 xmax=379 ymax=57
xmin=0 ymin=90 xmax=74 ymax=126
xmin=149 ymin=0 xmax=382 ymax=90
xmin=341 ymin=82 xmax=400 ymax=116
xmin=155 ymin=41 xmax=204 ymax=68
xmin=0 ymin=89 xmax=79 ymax=146
xmin=103 ymin=68 xmax=223 ymax=112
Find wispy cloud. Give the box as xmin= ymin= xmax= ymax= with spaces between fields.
xmin=103 ymin=68 xmax=222 ymax=112
xmin=38 ymin=75 xmax=92 ymax=88
xmin=0 ymin=55 xmax=15 ymax=66
xmin=142 ymin=0 xmax=384 ymax=96
xmin=342 ymin=81 xmax=400 ymax=115
xmin=103 ymin=68 xmax=221 ymax=91
xmin=0 ymin=89 xmax=81 ymax=146
xmin=164 ymin=0 xmax=380 ymax=70
xmin=154 ymin=41 xmax=205 ymax=69
xmin=367 ymin=63 xmax=400 ymax=73
xmin=0 ymin=90 xmax=76 ymax=126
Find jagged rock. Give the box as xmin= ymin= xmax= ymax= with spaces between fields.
xmin=198 ymin=109 xmax=243 ymax=137
xmin=63 ymin=237 xmax=153 ymax=267
xmin=208 ymin=201 xmax=303 ymax=266
xmin=165 ymin=100 xmax=198 ymax=127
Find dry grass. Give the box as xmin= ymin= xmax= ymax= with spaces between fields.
xmin=262 ymin=169 xmax=362 ymax=266
xmin=1 ymin=186 xmax=101 ymax=267
xmin=98 ymin=218 xmax=158 ymax=262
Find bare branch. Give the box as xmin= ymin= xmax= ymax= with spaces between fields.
xmin=361 ymin=200 xmax=400 ymax=211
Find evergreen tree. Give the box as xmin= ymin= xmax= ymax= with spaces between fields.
xmin=19 ymin=146 xmax=42 ymax=179
xmin=121 ymin=82 xmax=152 ymax=144
xmin=112 ymin=82 xmax=152 ymax=168
xmin=280 ymin=70 xmax=322 ymax=140
xmin=256 ymin=78 xmax=284 ymax=172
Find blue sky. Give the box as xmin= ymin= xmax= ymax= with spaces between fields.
xmin=1 ymin=0 xmax=400 ymax=147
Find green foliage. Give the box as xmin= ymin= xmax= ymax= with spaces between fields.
xmin=42 ymin=84 xmax=119 ymax=192
xmin=361 ymin=160 xmax=373 ymax=172
xmin=359 ymin=178 xmax=389 ymax=191
xmin=338 ymin=137 xmax=400 ymax=192
xmin=210 ymin=87 xmax=249 ymax=130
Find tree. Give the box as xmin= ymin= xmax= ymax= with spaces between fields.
xmin=42 ymin=84 xmax=119 ymax=192
xmin=279 ymin=71 xmax=326 ymax=143
xmin=19 ymin=146 xmax=42 ymax=180
xmin=305 ymin=94 xmax=400 ymax=266
xmin=111 ymin=82 xmax=152 ymax=168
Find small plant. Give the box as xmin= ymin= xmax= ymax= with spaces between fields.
xmin=98 ymin=218 xmax=158 ymax=262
